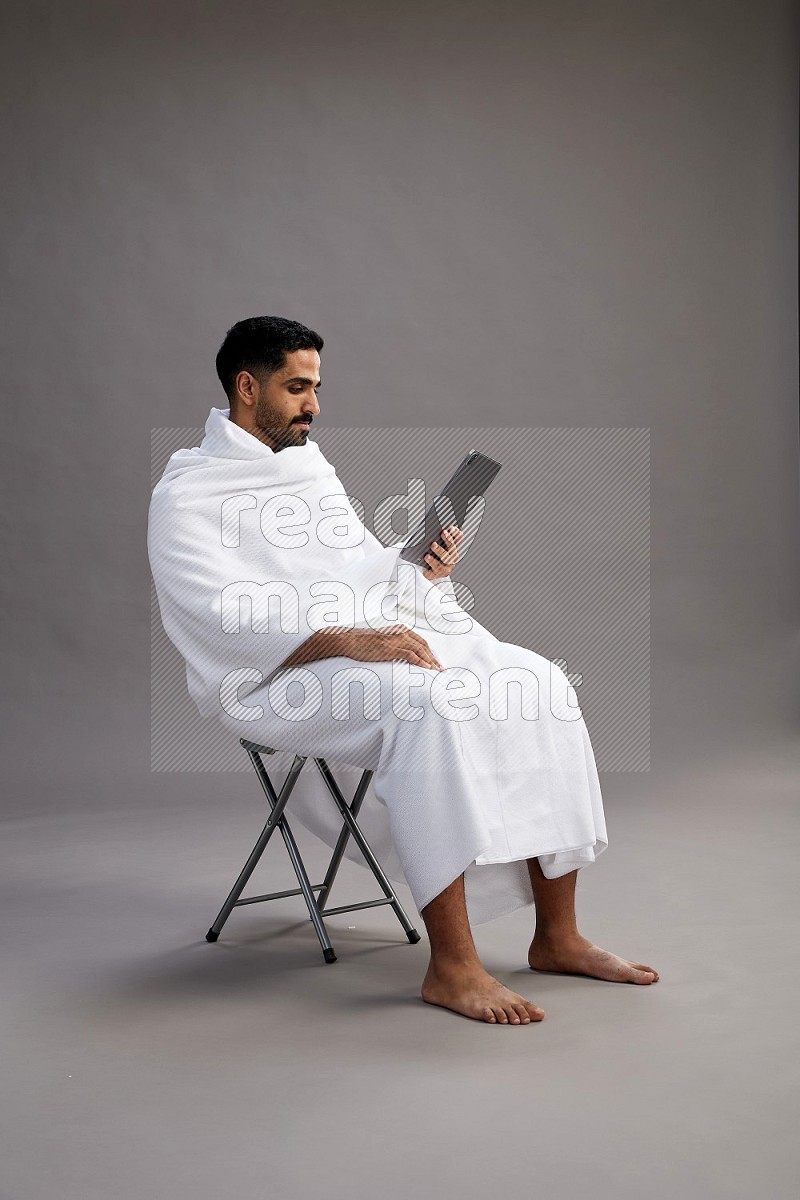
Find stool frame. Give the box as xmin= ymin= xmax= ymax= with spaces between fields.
xmin=205 ymin=738 xmax=421 ymax=963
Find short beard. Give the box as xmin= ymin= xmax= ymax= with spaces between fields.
xmin=254 ymin=398 xmax=306 ymax=452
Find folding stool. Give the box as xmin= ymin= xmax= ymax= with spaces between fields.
xmin=206 ymin=738 xmax=421 ymax=962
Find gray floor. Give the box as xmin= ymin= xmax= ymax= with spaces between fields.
xmin=2 ymin=742 xmax=798 ymax=1200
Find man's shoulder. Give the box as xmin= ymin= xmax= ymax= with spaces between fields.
xmin=151 ymin=446 xmax=221 ymax=502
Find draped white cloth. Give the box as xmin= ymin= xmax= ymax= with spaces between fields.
xmin=147 ymin=405 xmax=608 ymax=923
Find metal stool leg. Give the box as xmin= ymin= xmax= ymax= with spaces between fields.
xmin=266 ymin=813 xmax=337 ymax=962
xmin=205 ymin=753 xmax=340 ymax=960
xmin=243 ymin=747 xmax=338 ymax=963
xmin=313 ymin=758 xmax=421 ymax=944
xmin=206 ymin=742 xmax=421 ymax=962
xmin=315 ymin=766 xmax=373 ymax=913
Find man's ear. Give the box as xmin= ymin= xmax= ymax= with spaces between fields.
xmin=234 ymin=369 xmax=259 ymax=408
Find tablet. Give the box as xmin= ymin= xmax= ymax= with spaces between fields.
xmin=398 ymin=449 xmax=502 ymax=568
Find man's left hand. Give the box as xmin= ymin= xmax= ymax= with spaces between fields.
xmin=422 ymin=525 xmax=464 ymax=581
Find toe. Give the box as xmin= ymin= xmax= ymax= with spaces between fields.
xmin=525 ymin=1001 xmax=545 ymax=1020
xmin=483 ymin=1008 xmax=497 ymax=1023
xmin=512 ymin=1003 xmax=532 ymax=1024
xmin=630 ymin=962 xmax=659 ymax=981
xmin=493 ymin=1007 xmax=510 ymax=1023
xmin=628 ymin=965 xmax=657 ymax=984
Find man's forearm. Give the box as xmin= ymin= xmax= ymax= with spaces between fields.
xmin=275 ymin=626 xmax=353 ymax=672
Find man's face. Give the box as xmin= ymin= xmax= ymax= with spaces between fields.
xmin=244 ymin=348 xmax=321 ymax=452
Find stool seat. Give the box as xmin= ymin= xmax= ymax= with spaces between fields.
xmin=204 ymin=738 xmax=421 ymax=963
xmin=239 ymin=739 xmax=279 ymax=755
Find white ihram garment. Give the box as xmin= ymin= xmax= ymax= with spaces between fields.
xmin=147 ymin=406 xmax=608 ymax=924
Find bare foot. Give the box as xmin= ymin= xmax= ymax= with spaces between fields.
xmin=528 ymin=933 xmax=659 ymax=984
xmin=421 ymin=960 xmax=545 ymax=1024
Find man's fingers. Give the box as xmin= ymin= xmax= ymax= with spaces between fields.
xmin=405 ymin=628 xmax=435 ymax=650
xmin=431 ymin=540 xmax=456 ymax=563
xmin=404 ymin=631 xmax=443 ymax=667
xmin=403 ymin=640 xmax=442 ymax=668
xmin=398 ymin=635 xmax=442 ymax=670
xmin=365 ymin=625 xmax=442 ymax=670
xmin=425 ymin=551 xmax=448 ymax=571
xmin=406 ymin=650 xmax=442 ymax=670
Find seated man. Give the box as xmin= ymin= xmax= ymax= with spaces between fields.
xmin=148 ymin=315 xmax=659 ymax=1025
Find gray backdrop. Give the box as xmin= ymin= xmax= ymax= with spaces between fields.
xmin=1 ymin=4 xmax=800 ymax=811
xmin=2 ymin=0 xmax=797 ymax=811
xmin=1 ymin=4 xmax=798 ymax=1197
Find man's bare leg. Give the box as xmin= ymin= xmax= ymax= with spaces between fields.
xmin=420 ymin=873 xmax=545 ymax=1024
xmin=526 ymin=857 xmax=659 ymax=983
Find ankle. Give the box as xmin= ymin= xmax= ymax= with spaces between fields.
xmin=426 ymin=952 xmax=483 ymax=977
xmin=532 ymin=924 xmax=582 ymax=946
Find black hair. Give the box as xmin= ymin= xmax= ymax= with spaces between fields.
xmin=215 ymin=316 xmax=324 ymax=399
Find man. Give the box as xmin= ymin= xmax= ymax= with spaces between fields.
xmin=148 ymin=315 xmax=658 ymax=1025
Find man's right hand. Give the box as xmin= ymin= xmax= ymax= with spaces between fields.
xmin=337 ymin=624 xmax=444 ymax=672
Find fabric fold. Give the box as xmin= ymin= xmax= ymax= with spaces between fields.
xmin=148 ymin=406 xmax=608 ymax=924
